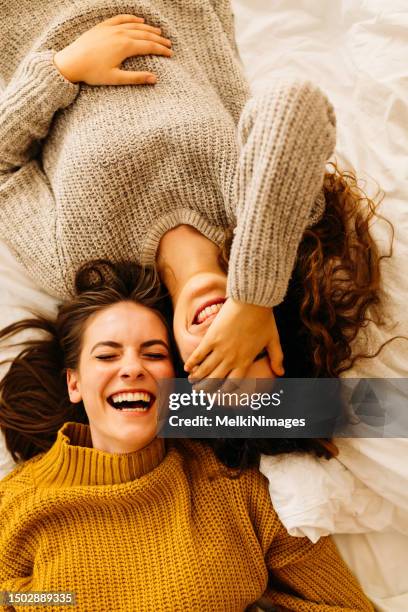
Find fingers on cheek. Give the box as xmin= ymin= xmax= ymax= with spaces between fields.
xmin=189 ymin=370 xmax=204 ymax=383
xmin=184 ymin=352 xmax=199 ymax=369
xmin=190 ymin=356 xmax=217 ymax=381
xmin=186 ymin=356 xmax=202 ymax=372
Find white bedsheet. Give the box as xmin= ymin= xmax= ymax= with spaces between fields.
xmin=0 ymin=1 xmax=407 ymax=609
xmin=231 ymin=1 xmax=408 ymax=609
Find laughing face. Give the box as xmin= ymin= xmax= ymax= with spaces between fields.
xmin=67 ymin=301 xmax=175 ymax=454
xmin=173 ymin=272 xmax=275 ymax=378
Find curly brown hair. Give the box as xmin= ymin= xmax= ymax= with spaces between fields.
xmin=297 ymin=164 xmax=392 ymax=376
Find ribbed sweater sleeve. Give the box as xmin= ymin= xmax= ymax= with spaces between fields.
xmin=0 ymin=51 xmax=79 ymax=283
xmin=265 ymin=527 xmax=374 ymax=611
xmin=227 ymin=80 xmax=336 ymax=307
xmin=0 ymin=51 xmax=79 ymax=168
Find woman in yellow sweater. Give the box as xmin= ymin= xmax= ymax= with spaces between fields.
xmin=0 ymin=261 xmax=373 ymax=612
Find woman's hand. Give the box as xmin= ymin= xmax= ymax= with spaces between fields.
xmin=184 ymin=299 xmax=285 ymax=381
xmin=53 ymin=14 xmax=173 ymax=85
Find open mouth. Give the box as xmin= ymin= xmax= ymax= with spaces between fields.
xmin=192 ymin=298 xmax=226 ymax=326
xmin=107 ymin=391 xmax=155 ymax=412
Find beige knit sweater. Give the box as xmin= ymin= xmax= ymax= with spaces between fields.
xmin=0 ymin=1 xmax=336 ymax=305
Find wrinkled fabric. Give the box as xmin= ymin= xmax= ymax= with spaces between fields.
xmin=234 ymin=2 xmax=408 ymax=608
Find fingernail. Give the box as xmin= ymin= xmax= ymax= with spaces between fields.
xmin=147 ymin=75 xmax=157 ymax=84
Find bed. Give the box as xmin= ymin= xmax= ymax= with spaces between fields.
xmin=232 ymin=1 xmax=408 ymax=610
xmin=1 ymin=1 xmax=407 ymax=609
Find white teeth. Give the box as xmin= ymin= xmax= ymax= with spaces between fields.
xmin=196 ymin=302 xmax=223 ymax=324
xmin=111 ymin=392 xmax=151 ymax=404
xmin=121 ymin=407 xmax=148 ymax=412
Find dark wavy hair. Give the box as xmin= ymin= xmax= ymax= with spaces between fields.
xmin=0 ymin=260 xmax=181 ymax=462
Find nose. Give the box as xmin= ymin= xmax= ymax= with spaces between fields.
xmin=118 ymin=356 xmax=146 ymax=381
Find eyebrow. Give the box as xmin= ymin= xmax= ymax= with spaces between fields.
xmin=91 ymin=339 xmax=169 ymax=353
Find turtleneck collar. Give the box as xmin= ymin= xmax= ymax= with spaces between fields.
xmin=32 ymin=422 xmax=166 ymax=487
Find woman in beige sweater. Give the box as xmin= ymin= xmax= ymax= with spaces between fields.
xmin=0 ymin=5 xmax=347 ymax=382
xmin=0 ymin=260 xmax=373 ymax=611
xmin=1 ymin=5 xmax=383 ymax=387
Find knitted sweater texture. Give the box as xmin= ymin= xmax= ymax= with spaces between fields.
xmin=0 ymin=1 xmax=336 ymax=305
xmin=0 ymin=423 xmax=373 ymax=612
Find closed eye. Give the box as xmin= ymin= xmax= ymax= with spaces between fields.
xmin=143 ymin=353 xmax=168 ymax=360
xmin=95 ymin=354 xmax=118 ymax=360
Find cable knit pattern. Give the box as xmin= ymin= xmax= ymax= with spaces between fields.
xmin=0 ymin=423 xmax=372 ymax=612
xmin=0 ymin=1 xmax=335 ymax=305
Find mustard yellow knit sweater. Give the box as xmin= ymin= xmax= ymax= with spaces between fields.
xmin=0 ymin=423 xmax=373 ymax=612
